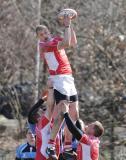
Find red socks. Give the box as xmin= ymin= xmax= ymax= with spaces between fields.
xmin=64 ymin=142 xmax=72 ymax=151
xmin=48 ymin=139 xmax=56 ymax=148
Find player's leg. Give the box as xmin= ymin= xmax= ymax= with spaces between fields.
xmin=45 ymin=79 xmax=55 ymax=120
xmin=64 ymin=96 xmax=79 ymax=152
xmin=46 ymin=90 xmax=69 ymax=160
xmin=46 ymin=88 xmax=55 ymax=119
xmin=48 ymin=89 xmax=69 ymax=140
xmin=49 ymin=103 xmax=65 ymax=139
xmin=69 ymin=90 xmax=79 ymax=121
xmin=46 ymin=75 xmax=78 ymax=159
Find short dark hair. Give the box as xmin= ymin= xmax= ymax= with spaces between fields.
xmin=94 ymin=121 xmax=104 ymax=137
xmin=35 ymin=25 xmax=48 ymax=34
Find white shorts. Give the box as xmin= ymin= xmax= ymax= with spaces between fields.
xmin=49 ymin=74 xmax=77 ymax=96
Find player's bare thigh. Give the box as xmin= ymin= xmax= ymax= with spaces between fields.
xmin=69 ymin=101 xmax=79 ymax=121
xmin=51 ymin=100 xmax=69 ymax=130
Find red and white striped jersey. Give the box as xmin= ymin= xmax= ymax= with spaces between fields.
xmin=35 ymin=115 xmax=60 ymax=160
xmin=35 ymin=115 xmax=49 ymax=160
xmin=39 ymin=36 xmax=72 ymax=75
xmin=77 ymin=134 xmax=100 ymax=160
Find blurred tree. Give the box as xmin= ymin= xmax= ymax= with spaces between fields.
xmin=0 ymin=0 xmax=126 ymax=159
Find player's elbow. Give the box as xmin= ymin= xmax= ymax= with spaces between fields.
xmin=71 ymin=41 xmax=77 ymax=47
xmin=71 ymin=38 xmax=77 ymax=47
xmin=74 ymin=39 xmax=77 ymax=45
xmin=58 ymin=40 xmax=70 ymax=50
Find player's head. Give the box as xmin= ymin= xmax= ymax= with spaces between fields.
xmin=28 ymin=104 xmax=47 ymax=124
xmin=36 ymin=25 xmax=51 ymax=41
xmin=33 ymin=103 xmax=47 ymax=123
xmin=26 ymin=128 xmax=35 ymax=145
xmin=85 ymin=121 xmax=104 ymax=137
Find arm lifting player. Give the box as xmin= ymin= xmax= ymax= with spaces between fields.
xmin=61 ymin=102 xmax=104 ymax=160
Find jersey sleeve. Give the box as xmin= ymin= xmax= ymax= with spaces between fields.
xmin=39 ymin=36 xmax=63 ymax=52
xmin=64 ymin=113 xmax=83 ymax=141
xmin=80 ymin=134 xmax=89 ymax=145
xmin=28 ymin=99 xmax=44 ymax=124
xmin=55 ymin=36 xmax=63 ymax=41
xmin=91 ymin=143 xmax=99 ymax=160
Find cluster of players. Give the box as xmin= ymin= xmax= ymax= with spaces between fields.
xmin=16 ymin=15 xmax=104 ymax=160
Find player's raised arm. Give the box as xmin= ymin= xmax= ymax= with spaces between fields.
xmin=70 ymin=26 xmax=77 ymax=47
xmin=60 ymin=102 xmax=83 ymax=141
xmin=58 ymin=15 xmax=71 ymax=50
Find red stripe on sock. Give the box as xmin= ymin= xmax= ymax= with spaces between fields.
xmin=48 ymin=139 xmax=56 ymax=145
xmin=65 ymin=142 xmax=71 ymax=145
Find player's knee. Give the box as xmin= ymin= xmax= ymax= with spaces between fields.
xmin=60 ymin=100 xmax=68 ymax=104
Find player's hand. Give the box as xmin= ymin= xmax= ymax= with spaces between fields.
xmin=64 ymin=14 xmax=71 ymax=27
xmin=41 ymin=90 xmax=48 ymax=101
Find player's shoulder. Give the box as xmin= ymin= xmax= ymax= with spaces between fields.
xmin=41 ymin=115 xmax=50 ymax=128
xmin=91 ymin=137 xmax=100 ymax=147
xmin=80 ymin=134 xmax=89 ymax=144
xmin=80 ymin=135 xmax=100 ymax=145
xmin=53 ymin=35 xmax=63 ymax=41
xmin=39 ymin=41 xmax=46 ymax=46
xmin=16 ymin=143 xmax=28 ymax=152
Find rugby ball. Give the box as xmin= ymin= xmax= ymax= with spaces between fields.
xmin=58 ymin=8 xmax=77 ymax=20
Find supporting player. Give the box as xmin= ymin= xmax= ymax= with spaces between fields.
xmin=28 ymin=83 xmax=60 ymax=160
xmin=36 ymin=14 xmax=79 ymax=159
xmin=61 ymin=102 xmax=104 ymax=160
